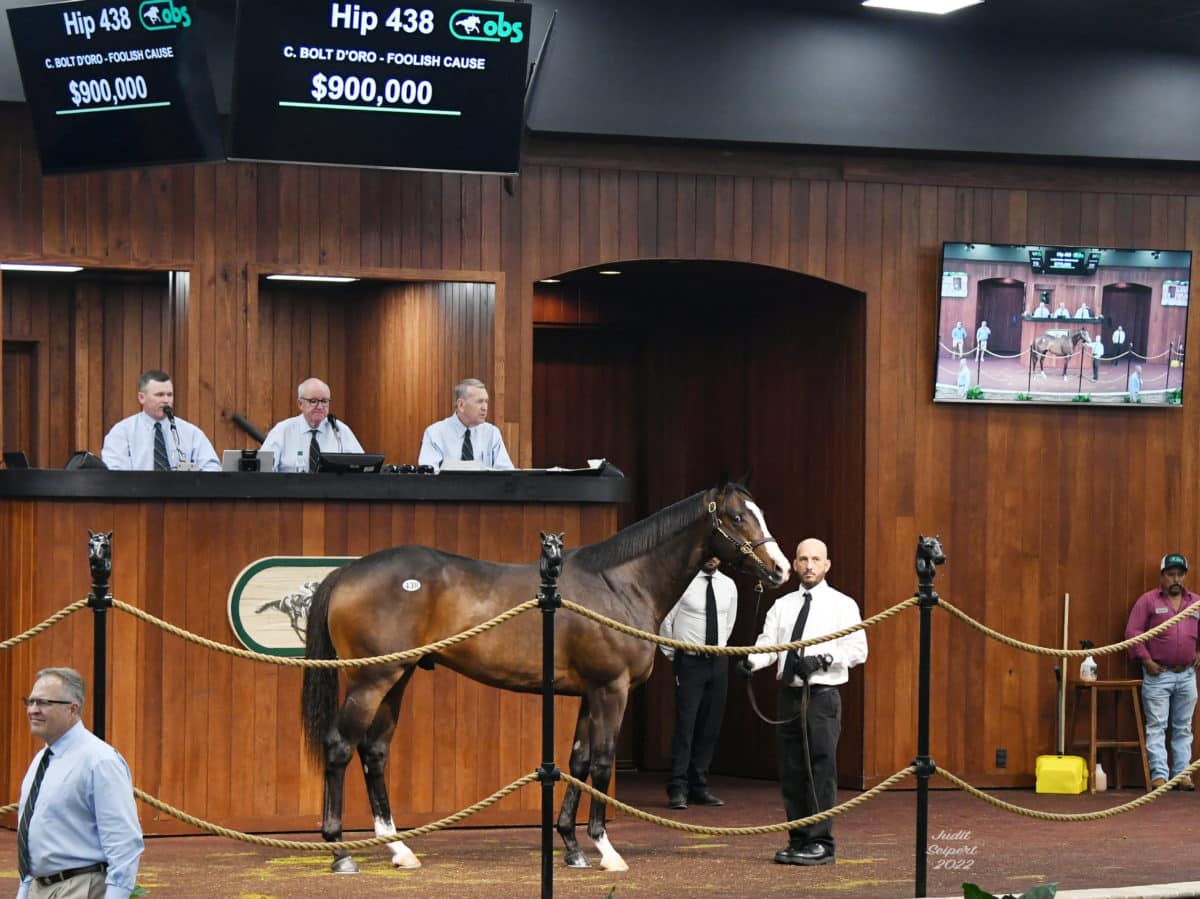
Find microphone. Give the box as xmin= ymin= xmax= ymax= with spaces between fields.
xmin=327 ymin=413 xmax=344 ymax=451
xmin=161 ymin=404 xmax=193 ymax=470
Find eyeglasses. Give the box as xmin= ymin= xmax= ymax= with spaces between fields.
xmin=22 ymin=697 xmax=74 ymax=709
xmin=300 ymin=397 xmax=331 ymax=406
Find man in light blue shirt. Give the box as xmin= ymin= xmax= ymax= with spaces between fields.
xmin=16 ymin=667 xmax=142 ymax=899
xmin=418 ymin=378 xmax=514 ymax=471
xmin=260 ymin=378 xmax=364 ymax=472
xmin=950 ymin=321 xmax=967 ymax=357
xmin=975 ymin=321 xmax=991 ymax=361
xmin=100 ymin=370 xmax=219 ymax=471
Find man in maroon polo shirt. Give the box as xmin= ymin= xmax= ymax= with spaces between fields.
xmin=1125 ymin=553 xmax=1200 ymax=791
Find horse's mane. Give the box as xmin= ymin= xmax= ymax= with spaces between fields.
xmin=572 ymin=488 xmax=712 ymax=573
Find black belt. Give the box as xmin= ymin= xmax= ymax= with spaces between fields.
xmin=1154 ymin=663 xmax=1192 ymax=673
xmin=35 ymin=862 xmax=107 ymax=887
xmin=784 ymin=682 xmax=838 ymax=692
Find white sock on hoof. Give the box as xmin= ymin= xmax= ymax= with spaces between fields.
xmin=591 ymin=833 xmax=628 ymax=872
xmin=375 ymin=816 xmax=421 ymax=868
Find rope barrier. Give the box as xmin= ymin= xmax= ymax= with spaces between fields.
xmin=559 ymin=595 xmax=919 ymax=656
xmin=0 ymin=599 xmax=89 ymax=652
xmin=109 ymin=597 xmax=539 ymax=668
xmin=124 ymin=775 xmax=541 ymax=849
xmin=939 ymin=595 xmax=1196 ymax=657
xmin=5 ymin=777 xmax=539 ymax=848
xmin=982 ymin=347 xmax=1026 ymax=360
xmin=559 ymin=767 xmax=916 ymax=835
xmin=936 ymin=758 xmax=1200 ymax=821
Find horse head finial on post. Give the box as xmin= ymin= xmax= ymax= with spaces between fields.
xmin=914 ymin=534 xmax=945 ymax=598
xmin=87 ymin=530 xmax=113 ymax=592
xmin=539 ymin=531 xmax=565 ymax=585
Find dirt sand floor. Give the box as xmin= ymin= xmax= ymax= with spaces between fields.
xmin=4 ymin=772 xmax=1200 ymax=898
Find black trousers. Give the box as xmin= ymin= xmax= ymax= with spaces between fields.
xmin=777 ymin=684 xmax=841 ymax=850
xmin=667 ymin=654 xmax=728 ymax=794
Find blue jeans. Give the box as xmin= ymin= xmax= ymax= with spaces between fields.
xmin=1142 ymin=669 xmax=1198 ymax=780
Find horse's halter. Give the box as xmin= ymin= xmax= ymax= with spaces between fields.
xmin=707 ymin=497 xmax=780 ymax=583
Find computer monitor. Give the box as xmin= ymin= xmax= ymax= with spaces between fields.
xmin=316 ymin=453 xmax=385 ymax=473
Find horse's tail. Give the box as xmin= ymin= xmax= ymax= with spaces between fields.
xmin=301 ymin=570 xmax=342 ymax=764
xmin=255 ymin=599 xmax=281 ymax=614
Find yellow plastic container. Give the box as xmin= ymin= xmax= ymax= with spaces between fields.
xmin=1035 ymin=754 xmax=1088 ymax=794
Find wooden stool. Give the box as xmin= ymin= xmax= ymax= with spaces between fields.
xmin=1068 ymin=679 xmax=1151 ymax=793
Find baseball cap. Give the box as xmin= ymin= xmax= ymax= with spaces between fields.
xmin=1161 ymin=553 xmax=1188 ymax=573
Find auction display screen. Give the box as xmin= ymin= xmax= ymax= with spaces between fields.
xmin=6 ymin=0 xmax=223 ymax=174
xmin=229 ymin=0 xmax=533 ymax=174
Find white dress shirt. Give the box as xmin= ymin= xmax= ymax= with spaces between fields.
xmin=659 ymin=568 xmax=738 ymax=660
xmin=101 ymin=411 xmax=220 ymax=471
xmin=260 ymin=414 xmax=364 ymax=472
xmin=746 ymin=579 xmax=868 ymax=687
xmin=418 ymin=415 xmax=514 ymax=471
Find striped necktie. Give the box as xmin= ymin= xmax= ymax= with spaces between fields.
xmin=308 ymin=429 xmax=321 ymax=473
xmin=17 ymin=747 xmax=52 ymax=880
xmin=461 ymin=428 xmax=474 ymax=461
xmin=153 ymin=422 xmax=170 ymax=471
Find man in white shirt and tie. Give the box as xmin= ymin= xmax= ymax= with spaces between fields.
xmin=738 ymin=538 xmax=868 ymax=867
xmin=101 ymin=370 xmax=220 ymax=471
xmin=260 ymin=377 xmax=364 ymax=472
xmin=659 ymin=557 xmax=737 ymax=810
xmin=418 ymin=378 xmax=514 ymax=471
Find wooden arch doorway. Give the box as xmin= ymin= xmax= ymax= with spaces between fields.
xmin=977 ymin=277 xmax=1026 ymax=355
xmin=532 ymin=259 xmax=867 ymax=785
xmin=1101 ymin=283 xmax=1151 ymax=358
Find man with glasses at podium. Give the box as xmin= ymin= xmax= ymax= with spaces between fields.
xmin=261 ymin=377 xmax=363 ymax=472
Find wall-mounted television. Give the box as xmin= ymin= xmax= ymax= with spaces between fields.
xmin=228 ymin=0 xmax=532 ymax=174
xmin=6 ymin=0 xmax=224 ymax=174
xmin=934 ymin=242 xmax=1191 ymax=407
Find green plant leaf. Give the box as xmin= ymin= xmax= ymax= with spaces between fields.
xmin=962 ymin=884 xmax=997 ymax=899
xmin=131 ymin=888 xmax=149 ymax=898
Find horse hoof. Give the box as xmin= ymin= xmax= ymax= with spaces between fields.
xmin=600 ymin=857 xmax=629 ymax=873
xmin=564 ymin=850 xmax=591 ymax=868
xmin=391 ymin=851 xmax=421 ymax=869
xmin=331 ymin=856 xmax=360 ymax=874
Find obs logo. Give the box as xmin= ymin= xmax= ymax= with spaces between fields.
xmin=139 ymin=0 xmax=191 ymax=30
xmin=450 ymin=9 xmax=525 ymax=44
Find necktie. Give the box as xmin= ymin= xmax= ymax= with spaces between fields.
xmin=461 ymin=428 xmax=474 ymax=461
xmin=781 ymin=591 xmax=813 ymax=685
xmin=153 ymin=422 xmax=170 ymax=471
xmin=704 ymin=574 xmax=719 ymax=646
xmin=308 ymin=429 xmax=321 ymax=473
xmin=17 ymin=748 xmax=51 ymax=880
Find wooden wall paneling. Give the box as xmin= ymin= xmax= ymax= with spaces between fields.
xmin=3 ymin=341 xmax=35 ymax=460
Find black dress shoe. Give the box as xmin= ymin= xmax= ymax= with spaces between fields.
xmin=791 ymin=843 xmax=835 ymax=866
xmin=774 ymin=846 xmax=806 ymax=865
xmin=667 ymin=791 xmax=687 ymax=809
xmin=688 ymin=790 xmax=724 ymax=806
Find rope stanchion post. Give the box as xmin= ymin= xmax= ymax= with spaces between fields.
xmin=86 ymin=531 xmax=114 ymax=742
xmin=913 ymin=536 xmax=945 ymax=899
xmin=536 ymin=532 xmax=564 ymax=899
